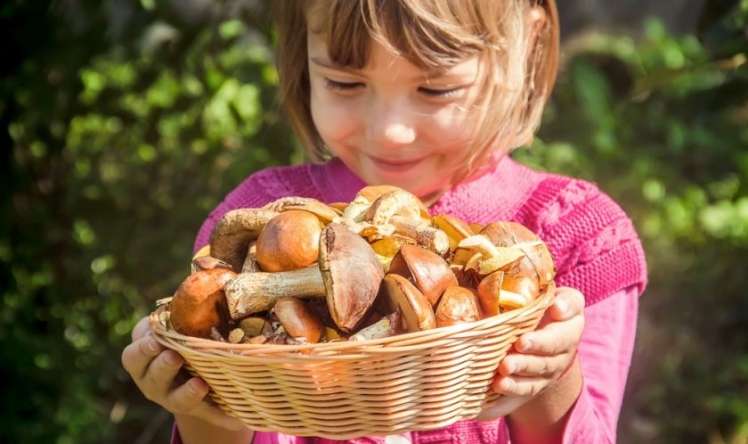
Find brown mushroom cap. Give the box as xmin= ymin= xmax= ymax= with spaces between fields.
xmin=480 ymin=222 xmax=555 ymax=287
xmin=319 ymin=223 xmax=385 ymax=332
xmin=255 ymin=210 xmax=323 ymax=272
xmin=476 ymin=271 xmax=504 ymax=317
xmin=379 ymin=274 xmax=435 ymax=332
xmin=388 ymin=244 xmax=458 ymax=306
xmin=272 ymin=297 xmax=324 ymax=343
xmin=170 ymin=268 xmax=236 ymax=338
xmin=209 ymin=208 xmax=278 ymax=272
xmin=435 ymin=286 xmax=482 ymax=328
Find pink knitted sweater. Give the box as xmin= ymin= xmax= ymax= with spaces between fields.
xmin=175 ymin=155 xmax=648 ymax=443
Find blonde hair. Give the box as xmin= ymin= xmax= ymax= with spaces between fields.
xmin=273 ymin=0 xmax=559 ymax=184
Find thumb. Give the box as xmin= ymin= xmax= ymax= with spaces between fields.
xmin=548 ymin=287 xmax=585 ymax=321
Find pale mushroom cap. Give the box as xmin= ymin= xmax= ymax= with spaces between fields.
xmin=480 ymin=221 xmax=556 ymax=287
xmin=209 ymin=208 xmax=278 ymax=272
xmin=263 ymin=196 xmax=341 ymax=223
xmin=319 ymin=223 xmax=385 ymax=332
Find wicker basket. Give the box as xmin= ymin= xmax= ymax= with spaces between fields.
xmin=150 ymin=284 xmax=554 ymax=439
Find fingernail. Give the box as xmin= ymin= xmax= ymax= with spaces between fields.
xmin=189 ymin=379 xmax=207 ymax=393
xmin=501 ymin=378 xmax=515 ymax=392
xmin=519 ymin=338 xmax=532 ymax=352
xmin=504 ymin=361 xmax=515 ymax=374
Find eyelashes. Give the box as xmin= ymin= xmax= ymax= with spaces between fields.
xmin=323 ymin=78 xmax=465 ymax=98
xmin=418 ymin=86 xmax=463 ymax=98
xmin=324 ymin=78 xmax=364 ymax=91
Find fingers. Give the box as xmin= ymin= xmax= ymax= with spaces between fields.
xmin=514 ymin=313 xmax=584 ymax=355
xmin=497 ymin=352 xmax=572 ymax=378
xmin=132 ymin=316 xmax=151 ymax=341
xmin=121 ymin=334 xmax=164 ymax=379
xmin=548 ymin=287 xmax=585 ymax=321
xmin=142 ymin=349 xmax=185 ymax=398
xmin=492 ymin=375 xmax=548 ymax=397
xmin=165 ymin=377 xmax=210 ymax=413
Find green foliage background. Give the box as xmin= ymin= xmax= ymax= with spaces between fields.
xmin=2 ymin=1 xmax=747 ymax=443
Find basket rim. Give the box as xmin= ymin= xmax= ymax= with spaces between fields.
xmin=150 ymin=282 xmax=555 ymax=356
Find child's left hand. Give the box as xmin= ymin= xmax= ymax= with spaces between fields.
xmin=477 ymin=286 xmax=586 ymax=421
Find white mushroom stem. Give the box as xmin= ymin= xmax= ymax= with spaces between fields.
xmin=390 ymin=216 xmax=449 ymax=255
xmin=224 ymin=266 xmax=325 ymax=319
xmin=350 ymin=316 xmax=397 ymax=341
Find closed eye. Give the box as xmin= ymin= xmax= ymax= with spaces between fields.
xmin=324 ymin=78 xmax=364 ymax=91
xmin=418 ymin=86 xmax=464 ymax=98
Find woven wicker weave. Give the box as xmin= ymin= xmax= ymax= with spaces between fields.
xmin=150 ymin=283 xmax=553 ymax=439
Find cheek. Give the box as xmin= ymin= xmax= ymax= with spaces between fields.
xmin=426 ymin=106 xmax=477 ymax=151
xmin=310 ymin=87 xmax=359 ymax=145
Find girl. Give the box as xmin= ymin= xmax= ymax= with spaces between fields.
xmin=121 ymin=1 xmax=648 ymax=443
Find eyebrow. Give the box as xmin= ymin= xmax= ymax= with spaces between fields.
xmin=310 ymin=56 xmax=452 ymax=81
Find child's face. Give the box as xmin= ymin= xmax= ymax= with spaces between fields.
xmin=307 ymin=32 xmax=487 ymax=202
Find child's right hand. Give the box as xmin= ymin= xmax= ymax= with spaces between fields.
xmin=121 ymin=316 xmax=245 ymax=431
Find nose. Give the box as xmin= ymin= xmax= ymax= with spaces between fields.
xmin=367 ymin=100 xmax=417 ymax=147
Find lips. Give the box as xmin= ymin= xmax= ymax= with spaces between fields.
xmin=367 ymin=155 xmax=424 ymax=173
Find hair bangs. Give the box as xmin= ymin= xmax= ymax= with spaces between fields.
xmin=310 ymin=0 xmax=488 ymax=72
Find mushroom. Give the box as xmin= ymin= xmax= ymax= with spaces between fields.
xmin=339 ymin=188 xmax=448 ymax=255
xmin=255 ymin=210 xmax=323 ymax=272
xmin=272 ymin=297 xmax=324 ymax=344
xmin=237 ymin=316 xmax=271 ymax=338
xmin=209 ymin=208 xmax=278 ymax=272
xmin=365 ymin=189 xmax=429 ymax=225
xmin=263 ymin=196 xmax=341 ymax=224
xmin=240 ymin=241 xmax=259 ymax=273
xmin=388 ymin=244 xmax=458 ymax=306
xmin=434 ymin=286 xmax=482 ymax=328
xmin=477 ymin=272 xmax=540 ymax=315
xmin=224 ymin=223 xmax=384 ymax=332
xmin=378 ymin=274 xmax=435 ymax=332
xmin=364 ymin=191 xmax=447 ymax=254
xmin=350 ymin=312 xmax=402 ymax=341
xmin=432 ymin=214 xmax=475 ymax=250
xmin=191 ymin=255 xmax=233 ymax=273
xmin=480 ymin=222 xmax=555 ymax=287
xmin=369 ymin=234 xmax=416 ymax=270
xmin=170 ymin=267 xmax=236 ymax=338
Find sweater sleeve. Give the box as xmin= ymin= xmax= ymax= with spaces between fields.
xmin=534 ymin=179 xmax=648 ymax=306
xmin=192 ymin=167 xmax=292 ymax=254
xmin=502 ymin=286 xmax=639 ymax=444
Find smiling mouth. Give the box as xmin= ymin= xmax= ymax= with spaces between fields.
xmin=368 ymin=155 xmax=424 ymax=167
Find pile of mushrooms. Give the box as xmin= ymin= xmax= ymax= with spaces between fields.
xmin=160 ymin=186 xmax=556 ymax=345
